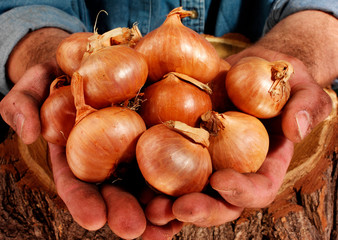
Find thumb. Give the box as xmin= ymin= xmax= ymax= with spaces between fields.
xmin=0 ymin=61 xmax=60 ymax=144
xmin=0 ymin=94 xmax=41 ymax=144
xmin=281 ymin=61 xmax=332 ymax=143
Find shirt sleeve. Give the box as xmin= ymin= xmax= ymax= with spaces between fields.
xmin=0 ymin=5 xmax=88 ymax=95
xmin=264 ymin=0 xmax=338 ymax=33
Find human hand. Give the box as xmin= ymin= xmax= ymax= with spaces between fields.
xmin=0 ymin=27 xmax=185 ymax=239
xmin=143 ymin=134 xmax=293 ymax=230
xmin=0 ymin=62 xmax=184 ymax=239
xmin=51 ymin=140 xmax=189 ymax=239
xmin=48 ymin=143 xmax=150 ymax=239
xmin=226 ymin=46 xmax=333 ymax=143
xmin=143 ymin=45 xmax=333 ymax=232
xmin=50 ymin=140 xmax=186 ymax=239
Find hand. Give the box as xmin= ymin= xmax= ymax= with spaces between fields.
xmin=0 ymin=27 xmax=185 ymax=239
xmin=226 ymin=46 xmax=333 ymax=143
xmin=49 ymin=143 xmax=149 ymax=239
xmin=50 ymin=139 xmax=184 ymax=239
xmin=0 ymin=62 xmax=184 ymax=239
xmin=144 ymin=135 xmax=293 ymax=229
xmin=143 ymin=44 xmax=333 ymax=232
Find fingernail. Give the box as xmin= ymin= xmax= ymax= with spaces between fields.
xmin=296 ymin=110 xmax=310 ymax=140
xmin=212 ymin=187 xmax=236 ymax=196
xmin=13 ymin=113 xmax=25 ymax=138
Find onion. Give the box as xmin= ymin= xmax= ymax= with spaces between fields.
xmin=66 ymin=106 xmax=146 ymax=182
xmin=136 ymin=121 xmax=212 ymax=197
xmin=67 ymin=106 xmax=146 ymax=182
xmin=134 ymin=7 xmax=220 ymax=83
xmin=226 ymin=57 xmax=293 ymax=118
xmin=138 ymin=72 xmax=212 ymax=127
xmin=40 ymin=75 xmax=76 ymax=146
xmin=73 ymin=45 xmax=148 ymax=109
xmin=56 ymin=25 xmax=142 ymax=77
xmin=66 ymin=74 xmax=146 ymax=182
xmin=201 ymin=111 xmax=269 ymax=173
xmin=56 ymin=32 xmax=93 ymax=76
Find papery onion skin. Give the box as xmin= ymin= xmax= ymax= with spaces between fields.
xmin=202 ymin=111 xmax=269 ymax=173
xmin=66 ymin=107 xmax=146 ymax=183
xmin=136 ymin=124 xmax=212 ymax=197
xmin=76 ymin=45 xmax=148 ymax=109
xmin=40 ymin=77 xmax=76 ymax=146
xmin=226 ymin=57 xmax=293 ymax=118
xmin=134 ymin=7 xmax=220 ymax=83
xmin=56 ymin=32 xmax=93 ymax=76
xmin=138 ymin=73 xmax=212 ymax=128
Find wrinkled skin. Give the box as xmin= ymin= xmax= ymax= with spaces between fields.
xmin=0 ymin=10 xmax=337 ymax=239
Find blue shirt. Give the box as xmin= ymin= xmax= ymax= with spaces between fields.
xmin=0 ymin=0 xmax=337 ymax=95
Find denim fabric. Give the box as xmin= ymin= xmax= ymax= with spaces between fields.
xmin=0 ymin=4 xmax=87 ymax=95
xmin=264 ymin=0 xmax=338 ymax=33
xmin=0 ymin=0 xmax=337 ymax=94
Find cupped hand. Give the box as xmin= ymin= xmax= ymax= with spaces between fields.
xmin=50 ymin=142 xmax=185 ymax=240
xmin=144 ymin=46 xmax=333 ymax=231
xmin=143 ymin=94 xmax=294 ymax=231
xmin=0 ymin=60 xmax=180 ymax=239
xmin=49 ymin=143 xmax=148 ymax=239
xmin=226 ymin=46 xmax=333 ymax=143
xmin=145 ymin=135 xmax=293 ymax=228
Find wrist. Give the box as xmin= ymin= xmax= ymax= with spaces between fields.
xmin=6 ymin=27 xmax=70 ymax=84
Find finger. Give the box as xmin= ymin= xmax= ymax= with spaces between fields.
xmin=101 ymin=184 xmax=146 ymax=239
xmin=142 ymin=220 xmax=183 ymax=240
xmin=0 ymin=92 xmax=40 ymax=144
xmin=281 ymin=72 xmax=332 ymax=142
xmin=0 ymin=61 xmax=60 ymax=144
xmin=145 ymin=195 xmax=176 ymax=225
xmin=48 ymin=143 xmax=107 ymax=230
xmin=210 ymin=135 xmax=294 ymax=208
xmin=172 ymin=193 xmax=243 ymax=227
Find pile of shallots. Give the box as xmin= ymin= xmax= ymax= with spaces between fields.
xmin=40 ymin=7 xmax=293 ymax=197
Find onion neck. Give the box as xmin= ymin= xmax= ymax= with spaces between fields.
xmin=164 ymin=7 xmax=193 ymax=26
xmin=164 ymin=120 xmax=210 ymax=147
xmin=167 ymin=7 xmax=193 ymax=19
xmin=71 ymin=72 xmax=97 ymax=124
xmin=268 ymin=61 xmax=293 ymax=102
xmin=164 ymin=72 xmax=212 ymax=94
xmin=200 ymin=111 xmax=225 ymax=137
xmin=86 ymin=25 xmax=142 ymax=55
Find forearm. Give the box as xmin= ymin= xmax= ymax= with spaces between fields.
xmin=257 ymin=10 xmax=338 ymax=87
xmin=6 ymin=27 xmax=70 ymax=84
